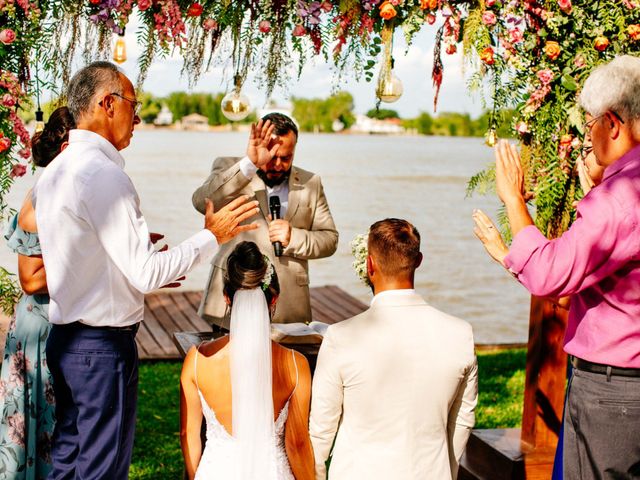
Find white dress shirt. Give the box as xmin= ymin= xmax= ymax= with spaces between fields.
xmin=238 ymin=157 xmax=289 ymax=217
xmin=34 ymin=129 xmax=218 ymax=327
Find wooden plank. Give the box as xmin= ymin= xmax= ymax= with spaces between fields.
xmin=171 ymin=292 xmax=211 ymax=331
xmin=325 ymin=285 xmax=368 ymax=312
xmin=154 ymin=292 xmax=199 ymax=332
xmin=142 ymin=302 xmax=177 ymax=357
xmin=310 ymin=288 xmax=356 ymax=323
xmin=134 ymin=322 xmax=152 ymax=359
xmin=309 ymin=296 xmax=341 ymax=324
xmin=184 ymin=291 xmax=203 ymax=312
xmin=143 ymin=296 xmax=180 ymax=358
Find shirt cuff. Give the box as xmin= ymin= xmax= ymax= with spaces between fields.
xmin=239 ymin=156 xmax=258 ymax=179
xmin=188 ymin=229 xmax=219 ymax=263
xmin=504 ymin=225 xmax=548 ymax=275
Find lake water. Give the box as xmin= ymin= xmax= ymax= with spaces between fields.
xmin=0 ymin=130 xmax=531 ymax=343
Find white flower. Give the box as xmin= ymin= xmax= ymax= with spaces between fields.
xmin=262 ymin=256 xmax=275 ymax=290
xmin=350 ymin=233 xmax=371 ymax=287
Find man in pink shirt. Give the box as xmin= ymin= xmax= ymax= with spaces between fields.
xmin=473 ymin=55 xmax=640 ymax=479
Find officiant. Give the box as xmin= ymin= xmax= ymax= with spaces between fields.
xmin=192 ymin=113 xmax=338 ymax=329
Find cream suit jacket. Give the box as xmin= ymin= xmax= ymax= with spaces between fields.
xmin=192 ymin=156 xmax=338 ymax=328
xmin=310 ymin=292 xmax=478 ymax=480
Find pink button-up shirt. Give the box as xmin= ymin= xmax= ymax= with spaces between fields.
xmin=505 ymin=144 xmax=640 ymax=368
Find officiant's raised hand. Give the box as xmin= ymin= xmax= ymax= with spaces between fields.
xmin=247 ymin=119 xmax=280 ymax=169
xmin=204 ymin=196 xmax=260 ymax=244
xmin=495 ymin=140 xmax=525 ymax=206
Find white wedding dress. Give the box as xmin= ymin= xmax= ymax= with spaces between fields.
xmin=193 ymin=347 xmax=298 ymax=480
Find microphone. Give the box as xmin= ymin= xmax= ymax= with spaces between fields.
xmin=269 ymin=196 xmax=283 ymax=257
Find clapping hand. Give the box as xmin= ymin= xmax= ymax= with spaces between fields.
xmin=495 ymin=140 xmax=525 ymax=206
xmin=472 ymin=209 xmax=509 ymax=267
xmin=247 ymin=119 xmax=279 ymax=169
xmin=204 ymin=196 xmax=260 ymax=244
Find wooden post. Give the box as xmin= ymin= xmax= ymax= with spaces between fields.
xmin=520 ymin=296 xmax=568 ymax=452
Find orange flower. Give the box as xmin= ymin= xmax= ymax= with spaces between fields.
xmin=479 ymin=46 xmax=495 ymax=65
xmin=379 ymin=1 xmax=397 ymax=20
xmin=594 ymin=36 xmax=609 ymax=51
xmin=628 ymin=24 xmax=640 ymax=41
xmin=544 ymin=41 xmax=561 ymax=61
xmin=420 ymin=0 xmax=438 ymax=9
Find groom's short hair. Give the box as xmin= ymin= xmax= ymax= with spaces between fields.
xmin=368 ymin=218 xmax=421 ymax=277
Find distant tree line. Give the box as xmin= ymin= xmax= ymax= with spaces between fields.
xmin=29 ymin=91 xmax=514 ymax=138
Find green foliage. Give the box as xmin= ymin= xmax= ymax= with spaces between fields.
xmin=292 ymin=91 xmax=356 ymax=132
xmin=0 ymin=267 xmax=21 ymax=316
xmin=366 ymin=108 xmax=399 ymax=120
xmin=138 ymin=92 xmax=163 ymax=124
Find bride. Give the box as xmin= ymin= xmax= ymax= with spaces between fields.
xmin=180 ymin=241 xmax=314 ymax=480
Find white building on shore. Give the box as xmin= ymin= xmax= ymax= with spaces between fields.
xmin=350 ymin=114 xmax=406 ymax=135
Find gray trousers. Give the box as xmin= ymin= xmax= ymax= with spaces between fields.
xmin=564 ymin=367 xmax=640 ymax=479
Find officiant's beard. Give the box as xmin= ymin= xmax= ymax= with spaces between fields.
xmin=257 ymin=168 xmax=291 ymax=188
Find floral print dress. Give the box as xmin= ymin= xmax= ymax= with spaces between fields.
xmin=0 ymin=214 xmax=54 ymax=480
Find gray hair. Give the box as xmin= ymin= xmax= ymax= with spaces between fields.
xmin=579 ymin=55 xmax=640 ymax=131
xmin=67 ymin=61 xmax=123 ymax=122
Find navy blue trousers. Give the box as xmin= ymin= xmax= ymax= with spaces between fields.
xmin=46 ymin=324 xmax=138 ymax=480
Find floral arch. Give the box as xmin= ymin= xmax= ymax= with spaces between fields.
xmin=0 ymin=0 xmax=639 ymax=303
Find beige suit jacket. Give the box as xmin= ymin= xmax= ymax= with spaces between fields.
xmin=192 ymin=156 xmax=338 ymax=328
xmin=310 ymin=292 xmax=478 ymax=480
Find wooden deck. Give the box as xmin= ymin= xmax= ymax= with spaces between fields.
xmin=138 ymin=285 xmax=368 ymax=360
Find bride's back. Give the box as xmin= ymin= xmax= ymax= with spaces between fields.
xmin=192 ymin=336 xmax=301 ymax=434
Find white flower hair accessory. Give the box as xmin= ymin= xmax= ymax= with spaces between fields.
xmin=262 ymin=255 xmax=274 ymax=291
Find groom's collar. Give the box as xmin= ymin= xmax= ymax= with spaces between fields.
xmin=370 ymin=289 xmax=426 ymax=308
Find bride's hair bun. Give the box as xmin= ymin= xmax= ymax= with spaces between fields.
xmin=31 ymin=106 xmax=76 ymax=168
xmin=223 ymin=241 xmax=280 ymax=307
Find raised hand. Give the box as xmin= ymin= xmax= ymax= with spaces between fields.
xmin=204 ymin=196 xmax=260 ymax=244
xmin=472 ymin=209 xmax=509 ymax=267
xmin=495 ymin=140 xmax=525 ymax=206
xmin=247 ymin=119 xmax=279 ymax=169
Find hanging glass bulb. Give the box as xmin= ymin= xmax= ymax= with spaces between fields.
xmin=34 ymin=109 xmax=44 ymax=134
xmin=221 ymin=76 xmax=251 ymax=122
xmin=485 ymin=128 xmax=497 ymax=147
xmin=113 ymin=33 xmax=127 ymax=64
xmin=376 ymin=71 xmax=403 ymax=103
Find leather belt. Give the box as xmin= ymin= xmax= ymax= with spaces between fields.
xmin=60 ymin=322 xmax=140 ymax=334
xmin=570 ymin=355 xmax=640 ymax=378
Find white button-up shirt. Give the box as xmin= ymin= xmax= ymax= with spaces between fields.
xmin=34 ymin=129 xmax=218 ymax=327
xmin=239 ymin=156 xmax=289 ymax=217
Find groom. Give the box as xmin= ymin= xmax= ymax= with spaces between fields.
xmin=310 ymin=218 xmax=478 ymax=480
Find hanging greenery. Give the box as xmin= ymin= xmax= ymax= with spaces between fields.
xmin=1 ymin=0 xmax=640 ymax=313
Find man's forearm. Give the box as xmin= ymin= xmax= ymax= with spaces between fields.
xmin=505 ymin=196 xmax=534 ymax=238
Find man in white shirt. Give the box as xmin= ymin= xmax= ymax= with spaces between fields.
xmin=192 ymin=113 xmax=338 ymax=329
xmin=310 ymin=218 xmax=478 ymax=480
xmin=34 ymin=61 xmax=259 ymax=479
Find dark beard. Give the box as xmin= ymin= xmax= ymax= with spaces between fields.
xmin=257 ymin=168 xmax=291 ymax=188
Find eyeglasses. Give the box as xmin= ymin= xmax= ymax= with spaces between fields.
xmin=585 ymin=111 xmax=625 ymax=131
xmin=111 ymin=92 xmax=142 ymax=116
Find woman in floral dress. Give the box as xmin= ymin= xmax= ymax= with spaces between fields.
xmin=0 ymin=107 xmax=75 ymax=479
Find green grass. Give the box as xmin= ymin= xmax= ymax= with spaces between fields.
xmin=129 ymin=349 xmax=527 ymax=479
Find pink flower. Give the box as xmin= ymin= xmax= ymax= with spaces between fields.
xmin=18 ymin=148 xmax=30 ymax=159
xmin=292 ymin=24 xmax=306 ymax=37
xmin=486 ymin=0 xmax=496 ymax=6
xmin=516 ymin=122 xmax=530 ymax=134
xmin=0 ymin=137 xmax=10 ymax=153
xmin=10 ymin=163 xmax=27 ymax=178
xmin=536 ymin=68 xmax=554 ymax=85
xmin=426 ymin=13 xmax=436 ymax=24
xmin=321 ymin=1 xmax=332 ymax=12
xmin=574 ymin=54 xmax=586 ymax=68
xmin=7 ymin=413 xmax=25 ymax=447
xmin=0 ymin=29 xmax=16 ymax=45
xmin=482 ymin=11 xmax=497 ymax=26
xmin=138 ymin=0 xmax=151 ymax=11
xmin=508 ymin=28 xmax=523 ymax=44
xmin=259 ymin=20 xmax=271 ymax=33
xmin=1 ymin=93 xmax=16 ymax=107
xmin=389 ymin=0 xmax=401 ymax=5
xmin=203 ymin=18 xmax=218 ymax=31
xmin=558 ymin=0 xmax=572 ymax=13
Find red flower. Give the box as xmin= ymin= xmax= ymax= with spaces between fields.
xmin=446 ymin=44 xmax=457 ymax=55
xmin=557 ymin=0 xmax=572 ymax=14
xmin=594 ymin=36 xmax=609 ymax=51
xmin=187 ymin=3 xmax=203 ymax=17
xmin=480 ymin=46 xmax=495 ymax=65
xmin=259 ymin=20 xmax=271 ymax=33
xmin=426 ymin=13 xmax=436 ymax=24
xmin=292 ymin=24 xmax=306 ymax=37
xmin=0 ymin=137 xmax=10 ymax=153
xmin=10 ymin=163 xmax=27 ymax=178
xmin=89 ymin=0 xmax=100 ymax=4
xmin=1 ymin=94 xmax=16 ymax=107
xmin=138 ymin=0 xmax=152 ymax=11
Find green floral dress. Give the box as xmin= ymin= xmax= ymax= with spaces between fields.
xmin=0 ymin=214 xmax=54 ymax=480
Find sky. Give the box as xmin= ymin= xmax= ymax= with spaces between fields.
xmin=47 ymin=16 xmax=488 ymax=118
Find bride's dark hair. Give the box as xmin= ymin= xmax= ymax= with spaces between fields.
xmin=223 ymin=241 xmax=280 ymax=306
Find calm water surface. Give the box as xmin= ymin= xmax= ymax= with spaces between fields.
xmin=0 ymin=130 xmax=531 ymax=343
